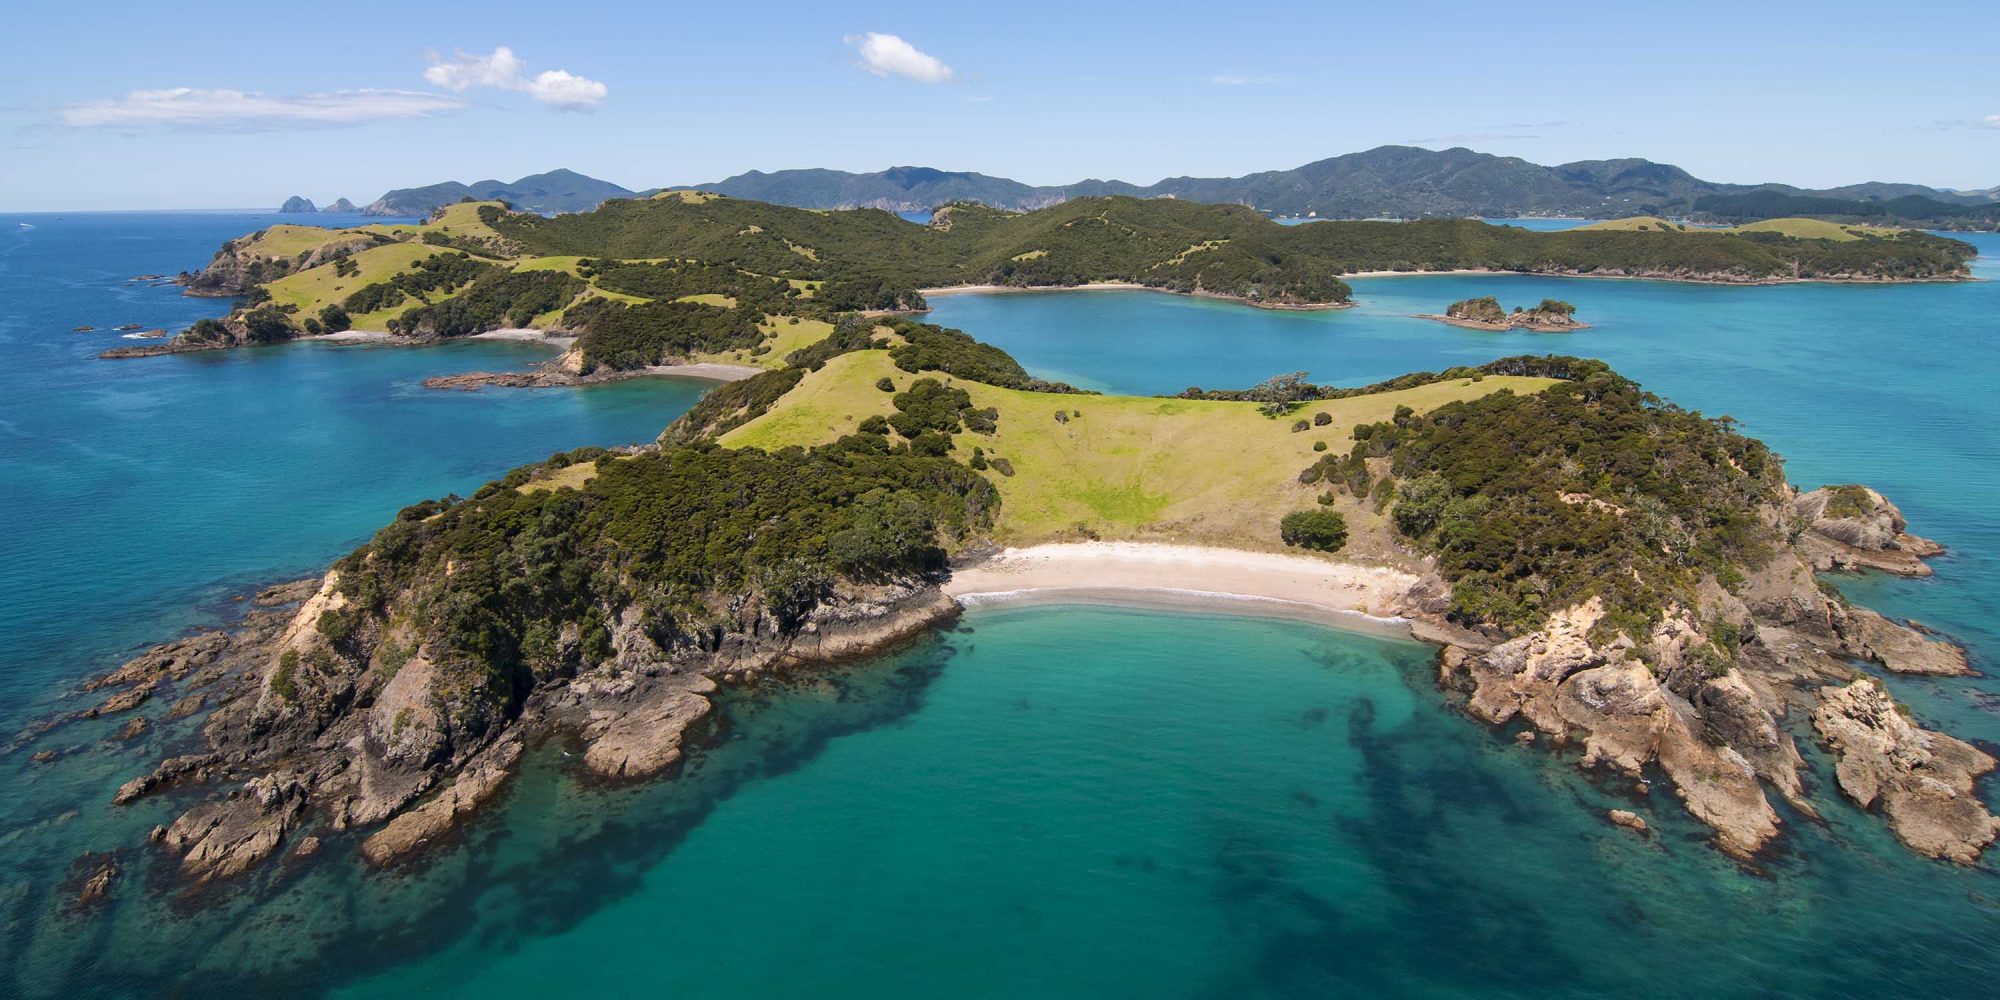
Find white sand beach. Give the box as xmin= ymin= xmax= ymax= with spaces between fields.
xmin=945 ymin=542 xmax=1425 ymax=627
xmin=919 ymin=282 xmax=1150 ymax=297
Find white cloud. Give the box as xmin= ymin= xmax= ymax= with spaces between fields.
xmin=423 ymin=47 xmax=608 ymax=109
xmin=59 ymin=88 xmax=461 ymax=130
xmin=1986 ymin=114 xmax=2000 ymax=128
xmin=1209 ymin=74 xmax=1277 ymax=86
xmin=524 ymin=70 xmax=608 ymax=109
xmin=847 ymin=33 xmax=954 ymax=83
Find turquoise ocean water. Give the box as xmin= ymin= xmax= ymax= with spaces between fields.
xmin=3 ymin=214 xmax=1998 ymax=996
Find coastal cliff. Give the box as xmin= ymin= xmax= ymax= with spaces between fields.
xmin=83 ymin=438 xmax=995 ymax=880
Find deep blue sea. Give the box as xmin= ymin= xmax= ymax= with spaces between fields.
xmin=3 ymin=214 xmax=1999 ymax=997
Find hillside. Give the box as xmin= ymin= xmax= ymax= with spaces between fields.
xmin=341 ymin=148 xmax=1999 ymax=231
xmin=1577 ymin=216 xmax=1904 ymax=241
xmin=129 ymin=193 xmax=1972 ymax=367
xmin=687 ymin=146 xmax=1999 ymax=226
xmin=364 ymin=168 xmax=638 ymax=217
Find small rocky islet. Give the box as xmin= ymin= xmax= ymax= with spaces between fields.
xmin=1422 ymin=295 xmax=1588 ymax=332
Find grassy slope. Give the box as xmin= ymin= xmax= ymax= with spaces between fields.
xmin=721 ymin=349 xmax=1556 ymax=547
xmin=1579 ymin=216 xmax=1902 ymax=241
xmin=263 ymin=242 xmax=447 ymax=320
xmin=1729 ymin=218 xmax=1901 ymax=240
xmin=692 ymin=316 xmax=834 ymax=369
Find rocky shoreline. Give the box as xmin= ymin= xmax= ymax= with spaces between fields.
xmin=1429 ymin=483 xmax=1986 ymax=864
xmin=422 ymin=360 xmax=762 ymax=392
xmin=21 ymin=467 xmax=1991 ymax=906
xmin=30 ymin=574 xmax=961 ymax=892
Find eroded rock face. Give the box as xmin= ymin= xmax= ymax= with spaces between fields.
xmin=581 ymin=678 xmax=716 ymax=779
xmin=1447 ymin=601 xmax=1797 ymax=859
xmin=359 ymin=739 xmax=523 ymax=866
xmin=161 ymin=775 xmax=308 ymax=883
xmin=101 ymin=568 xmax=962 ymax=885
xmin=1812 ymin=679 xmax=2000 ymax=864
xmin=1795 ymin=485 xmax=1946 ymax=577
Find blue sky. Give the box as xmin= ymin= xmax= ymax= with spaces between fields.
xmin=3 ymin=0 xmax=1996 ymax=210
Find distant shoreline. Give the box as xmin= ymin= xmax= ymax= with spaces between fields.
xmin=1342 ymin=266 xmax=1973 ymax=286
xmin=917 ymin=282 xmax=1354 ymax=311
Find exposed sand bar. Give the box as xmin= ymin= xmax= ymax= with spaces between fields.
xmin=945 ymin=542 xmax=1424 ymax=633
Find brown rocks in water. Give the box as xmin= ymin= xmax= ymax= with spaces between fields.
xmin=1608 ymin=810 xmax=1649 ymax=834
xmin=31 ymin=749 xmax=57 ymax=763
xmin=1812 ymin=679 xmax=2000 ymax=864
xmin=72 ymin=325 xmax=95 ymax=333
xmin=253 ymin=579 xmax=321 ymax=606
xmin=292 ymin=835 xmax=321 ymax=859
xmin=116 ymin=717 xmax=150 ymax=740
xmin=582 ymin=678 xmax=717 ymax=779
xmin=1794 ymin=485 xmax=1946 ymax=577
xmin=87 ymin=632 xmax=230 ymax=691
xmin=1450 ymin=600 xmax=1785 ymax=858
xmin=359 ymin=739 xmax=522 ymax=866
xmin=113 ymin=752 xmax=221 ymax=805
xmin=167 ymin=693 xmax=206 ymax=720
xmin=1849 ymin=609 xmax=1971 ymax=676
xmin=161 ymin=774 xmax=307 ymax=883
xmin=84 ymin=684 xmax=153 ymax=717
xmin=74 ymin=856 xmax=119 ymax=908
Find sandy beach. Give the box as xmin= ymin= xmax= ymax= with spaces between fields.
xmin=311 ymin=328 xmax=577 ymax=348
xmin=945 ymin=542 xmax=1426 ymax=629
xmin=919 ymin=282 xmax=1150 ymax=297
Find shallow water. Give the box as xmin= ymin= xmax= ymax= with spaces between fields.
xmin=4 ymin=215 xmax=1999 ymax=996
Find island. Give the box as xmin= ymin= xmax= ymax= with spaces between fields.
xmin=1422 ymin=296 xmax=1586 ymax=332
xmin=40 ymin=305 xmax=1997 ymax=897
xmin=100 ymin=192 xmax=1974 ymax=367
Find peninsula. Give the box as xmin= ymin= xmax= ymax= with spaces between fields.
xmin=102 ymin=192 xmax=1974 ymax=369
xmin=51 ymin=314 xmax=1994 ymax=890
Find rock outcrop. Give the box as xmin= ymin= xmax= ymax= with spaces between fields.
xmin=278 ymin=196 xmax=318 ymax=214
xmin=1438 ymin=485 xmax=1983 ymax=864
xmin=1812 ymin=679 xmax=2000 ymax=863
xmin=104 ymin=567 xmax=960 ymax=885
xmin=1795 ymin=485 xmax=1945 ymax=577
xmin=1431 ymin=296 xmax=1586 ymax=331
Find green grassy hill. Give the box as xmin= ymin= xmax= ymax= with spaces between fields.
xmin=171 ymin=194 xmax=1976 ymax=367
xmin=721 ymin=343 xmax=1555 ymax=548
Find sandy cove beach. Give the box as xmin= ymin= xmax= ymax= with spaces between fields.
xmin=945 ymin=542 xmax=1425 ymax=629
xmin=919 ymin=282 xmax=1150 ymax=297
xmin=312 ymin=328 xmax=578 ymax=348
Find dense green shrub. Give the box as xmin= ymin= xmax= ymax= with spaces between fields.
xmin=1280 ymin=510 xmax=1349 ymax=551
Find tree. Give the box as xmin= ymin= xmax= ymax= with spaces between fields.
xmin=1280 ymin=510 xmax=1348 ymax=552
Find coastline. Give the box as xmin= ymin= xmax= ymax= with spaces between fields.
xmin=917 ymin=282 xmax=1355 ymax=311
xmin=1343 ymin=266 xmax=1974 ymax=286
xmin=944 ymin=542 xmax=1427 ymax=630
xmin=312 ymin=328 xmax=579 ymax=350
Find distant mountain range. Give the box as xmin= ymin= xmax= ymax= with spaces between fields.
xmin=359 ymin=169 xmax=642 ymax=217
xmin=304 ymin=149 xmax=2000 ymax=228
